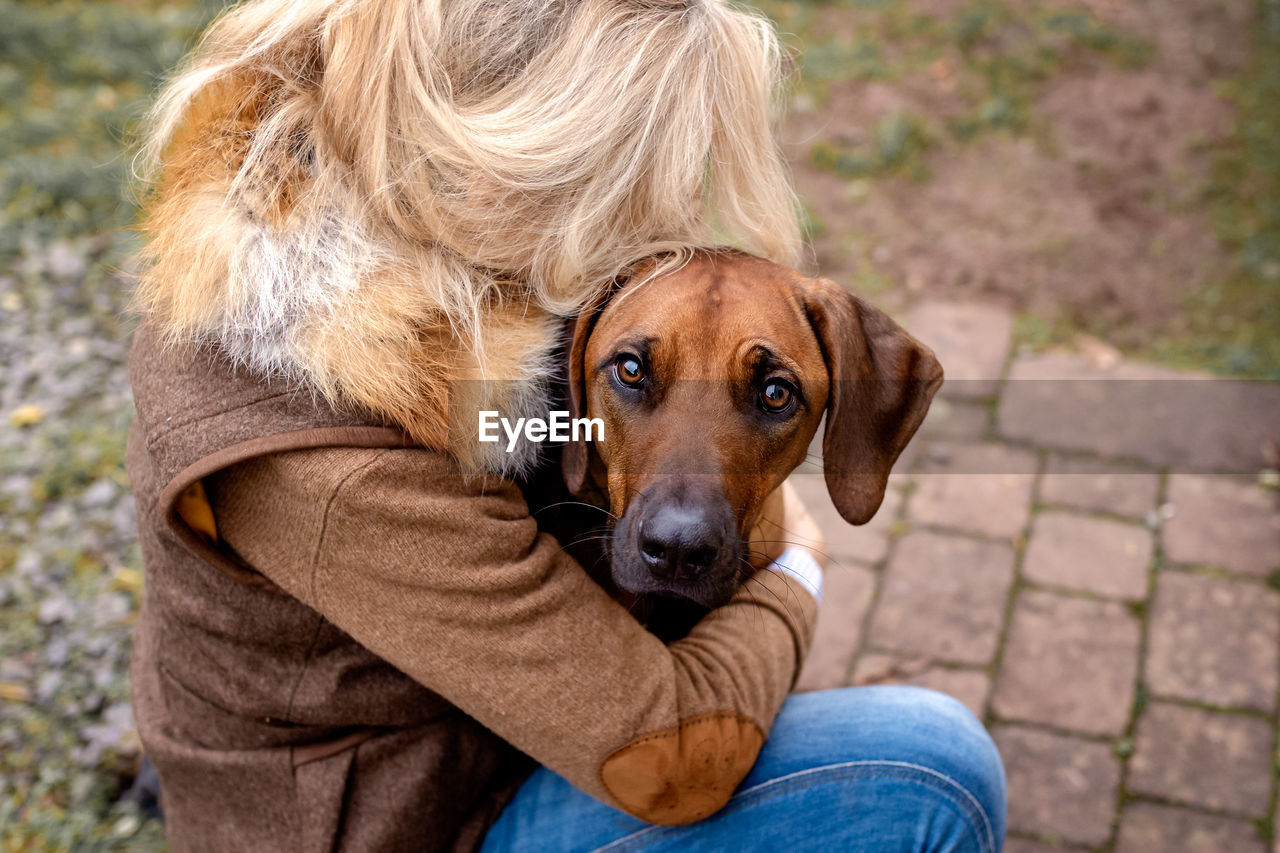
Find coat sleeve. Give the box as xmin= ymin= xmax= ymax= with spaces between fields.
xmin=204 ymin=445 xmax=819 ymax=825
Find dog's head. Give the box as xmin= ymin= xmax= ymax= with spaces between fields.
xmin=564 ymin=250 xmax=942 ymax=607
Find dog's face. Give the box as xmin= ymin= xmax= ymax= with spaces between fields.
xmin=564 ymin=251 xmax=941 ymax=608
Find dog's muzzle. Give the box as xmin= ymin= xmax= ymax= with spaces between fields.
xmin=611 ymin=481 xmax=744 ymax=608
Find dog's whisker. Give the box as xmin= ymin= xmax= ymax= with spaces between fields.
xmin=743 ymin=570 xmax=803 ymax=620
xmin=557 ymin=533 xmax=613 ymax=553
xmin=740 ymin=571 xmax=802 ymax=627
xmin=752 ymin=518 xmax=816 ymax=536
xmin=534 ymin=500 xmax=619 ymax=521
xmin=747 ymin=538 xmax=844 ymax=567
xmin=588 ymin=552 xmax=612 ymax=577
xmin=735 ymin=585 xmax=767 ymax=632
xmin=744 ymin=542 xmax=851 ymax=576
xmin=553 ymin=528 xmax=615 ymax=558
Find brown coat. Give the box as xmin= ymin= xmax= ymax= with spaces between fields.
xmin=127 ymin=325 xmax=818 ymax=851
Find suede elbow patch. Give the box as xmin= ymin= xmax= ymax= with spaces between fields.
xmin=599 ymin=711 xmax=765 ymax=826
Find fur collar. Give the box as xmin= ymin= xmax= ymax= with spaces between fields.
xmin=135 ymin=83 xmax=561 ymax=478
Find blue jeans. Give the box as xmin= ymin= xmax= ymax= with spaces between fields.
xmin=480 ymin=686 xmax=1007 ymax=852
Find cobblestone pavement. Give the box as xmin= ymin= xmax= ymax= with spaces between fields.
xmin=792 ymin=300 xmax=1280 ymax=852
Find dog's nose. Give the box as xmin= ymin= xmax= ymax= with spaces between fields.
xmin=638 ymin=503 xmax=724 ymax=581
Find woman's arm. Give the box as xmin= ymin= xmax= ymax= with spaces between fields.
xmin=205 ymin=445 xmax=820 ymax=825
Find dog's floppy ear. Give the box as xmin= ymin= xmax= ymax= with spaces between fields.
xmin=562 ymin=290 xmax=610 ymax=495
xmin=799 ymin=277 xmax=943 ymax=525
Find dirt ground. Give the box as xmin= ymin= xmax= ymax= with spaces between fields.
xmin=766 ymin=0 xmax=1273 ymax=366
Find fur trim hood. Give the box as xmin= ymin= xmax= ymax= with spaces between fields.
xmin=136 ymin=81 xmax=561 ymax=478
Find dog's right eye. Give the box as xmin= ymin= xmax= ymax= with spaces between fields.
xmin=759 ymin=379 xmax=797 ymax=414
xmin=613 ymin=355 xmax=645 ymax=388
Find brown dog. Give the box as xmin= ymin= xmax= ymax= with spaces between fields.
xmin=560 ymin=250 xmax=942 ymax=613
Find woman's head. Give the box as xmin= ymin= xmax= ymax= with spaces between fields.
xmin=143 ymin=0 xmax=800 ymax=312
xmin=324 ymin=0 xmax=801 ymax=303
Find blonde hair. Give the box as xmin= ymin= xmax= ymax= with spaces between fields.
xmin=135 ymin=0 xmax=801 ymax=465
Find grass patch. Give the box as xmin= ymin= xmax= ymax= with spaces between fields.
xmin=1149 ymin=0 xmax=1280 ymax=379
xmin=1259 ymin=813 xmax=1275 ymax=846
xmin=1010 ymin=312 xmax=1077 ymax=353
xmin=947 ymin=1 xmax=1151 ymax=140
xmin=0 ymin=0 xmax=226 ymax=261
xmin=775 ymin=0 xmax=1154 ymax=182
xmin=810 ymin=112 xmax=934 ymax=180
xmin=800 ymin=35 xmax=895 ymax=83
xmin=757 ymin=0 xmax=940 ymax=95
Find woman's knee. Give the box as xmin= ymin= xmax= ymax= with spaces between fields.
xmin=791 ymin=686 xmax=996 ymax=762
xmin=866 ymin=686 xmax=1005 ymax=821
xmin=760 ymin=686 xmax=1006 ymax=847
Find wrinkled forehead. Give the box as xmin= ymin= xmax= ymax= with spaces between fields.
xmin=588 ymin=256 xmax=825 ymax=376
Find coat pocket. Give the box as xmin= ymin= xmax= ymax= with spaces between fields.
xmin=292 ymin=729 xmax=377 ymax=853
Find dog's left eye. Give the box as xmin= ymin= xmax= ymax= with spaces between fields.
xmin=614 ymin=355 xmax=645 ymax=388
xmin=760 ymin=379 xmax=796 ymax=413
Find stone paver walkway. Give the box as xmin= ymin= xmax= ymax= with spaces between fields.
xmin=791 ymin=300 xmax=1280 ymax=852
